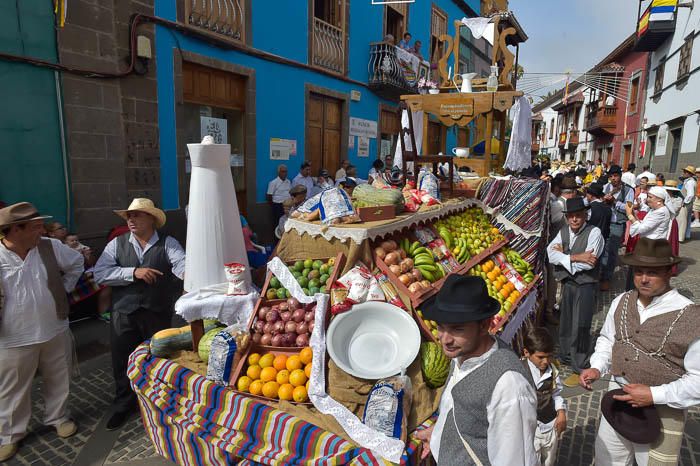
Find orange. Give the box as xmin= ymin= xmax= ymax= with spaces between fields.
xmin=262 ymin=381 xmax=280 ymax=399
xmin=259 ymin=353 xmax=274 ymax=368
xmin=260 ymin=366 xmax=278 ymax=383
xmin=507 ymin=295 xmax=518 ymax=305
xmin=273 ymin=354 xmax=288 ymax=371
xmin=304 ymin=363 xmax=312 ymax=378
xmin=247 ymin=353 xmax=261 ymax=366
xmin=493 ymin=267 xmax=501 ymax=276
xmin=249 ymin=380 xmax=264 ymax=396
xmin=237 ymin=376 xmax=252 ymax=392
xmin=486 ymin=271 xmax=496 ymax=282
xmin=276 ymin=369 xmax=290 ymax=385
xmin=293 ymin=386 xmax=308 ymax=403
xmin=493 ymin=280 xmax=503 ymax=291
xmin=299 ymin=347 xmax=313 ymax=365
xmin=246 ymin=364 xmax=261 ymax=380
xmin=286 ymin=355 xmax=302 ymax=372
xmin=278 ymin=383 xmax=294 ymax=401
xmin=499 ymin=289 xmax=510 ymax=299
xmin=289 ymin=369 xmax=308 ymax=387
xmin=306 ymin=380 xmax=310 ymax=392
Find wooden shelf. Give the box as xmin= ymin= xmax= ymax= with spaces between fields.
xmin=489 ymin=273 xmax=541 ymax=335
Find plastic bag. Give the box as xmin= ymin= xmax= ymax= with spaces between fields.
xmin=206 ymin=325 xmax=250 ymax=385
xmin=418 ymin=170 xmax=440 ymax=200
xmin=362 ymin=371 xmax=413 ymax=442
xmin=318 ymin=188 xmax=356 ymax=225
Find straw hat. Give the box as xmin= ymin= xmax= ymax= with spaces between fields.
xmin=664 ymin=180 xmax=681 ymax=192
xmin=114 ymin=198 xmax=166 ymax=228
xmin=683 ymin=165 xmax=696 ymax=175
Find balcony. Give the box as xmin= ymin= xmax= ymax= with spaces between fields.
xmin=558 ymin=130 xmax=580 ymax=148
xmin=368 ymin=42 xmax=418 ymax=99
xmin=185 ymin=0 xmax=245 ymax=41
xmin=312 ymin=17 xmax=345 ymax=74
xmin=635 ymin=3 xmax=677 ymax=52
xmin=585 ymin=104 xmax=617 ymax=135
xmin=558 ymin=132 xmax=567 ymax=147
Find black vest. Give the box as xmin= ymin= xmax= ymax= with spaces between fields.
xmin=112 ymin=234 xmax=181 ymax=315
xmin=588 ymin=201 xmax=612 ymax=239
xmin=553 ymin=223 xmax=600 ymax=284
xmin=520 ymin=359 xmax=557 ymax=424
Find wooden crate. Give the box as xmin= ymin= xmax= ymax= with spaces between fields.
xmin=357 ymin=204 xmax=396 ymax=222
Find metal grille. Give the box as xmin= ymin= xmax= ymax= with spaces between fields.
xmin=187 ymin=0 xmax=245 ymax=41
xmin=312 ymin=17 xmax=345 ymax=74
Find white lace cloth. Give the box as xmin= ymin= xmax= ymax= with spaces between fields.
xmin=271 ymin=260 xmax=406 ymax=463
xmin=504 ymin=96 xmax=533 ymax=172
xmin=174 ymin=284 xmax=259 ymax=326
xmin=284 ymin=199 xmax=475 ymax=245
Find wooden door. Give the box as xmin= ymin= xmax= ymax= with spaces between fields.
xmin=622 ymin=144 xmax=631 ymax=169
xmin=307 ymin=93 xmax=342 ymax=176
xmin=427 ymin=121 xmax=445 ymax=155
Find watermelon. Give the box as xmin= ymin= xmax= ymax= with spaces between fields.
xmin=198 ymin=327 xmax=222 ymax=363
xmin=420 ymin=342 xmax=450 ymax=388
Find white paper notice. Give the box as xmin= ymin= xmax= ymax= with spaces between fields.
xmin=270 ymin=138 xmax=291 ymax=160
xmin=349 ymin=135 xmax=355 ymax=149
xmin=358 ymin=136 xmax=369 ymax=157
xmin=200 ymin=116 xmax=228 ymax=144
xmin=655 ymin=124 xmax=668 ymax=157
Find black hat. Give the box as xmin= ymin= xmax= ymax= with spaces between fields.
xmin=340 ymin=177 xmax=357 ymax=188
xmin=601 ymin=389 xmax=661 ymax=444
xmin=608 ymin=164 xmax=623 ymax=175
xmin=586 ymin=183 xmax=604 ymax=198
xmin=318 ymin=168 xmax=330 ymax=178
xmin=562 ymin=197 xmax=589 ymax=213
xmin=620 ymin=237 xmax=681 ymax=267
xmin=422 ymin=275 xmax=500 ymax=323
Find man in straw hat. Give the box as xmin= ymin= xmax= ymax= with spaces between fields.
xmin=414 ymin=275 xmax=538 ymax=465
xmin=548 ymin=197 xmax=605 ymax=387
xmin=692 ymin=166 xmax=700 ymax=228
xmin=580 ymin=238 xmax=699 ymax=465
xmin=93 ymin=198 xmax=185 ymax=431
xmin=0 ymin=203 xmax=84 ymax=461
xmin=678 ymin=166 xmax=697 ymax=240
xmin=600 ymin=164 xmax=635 ymax=291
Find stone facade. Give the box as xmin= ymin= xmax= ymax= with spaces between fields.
xmin=57 ymin=0 xmax=172 ymax=246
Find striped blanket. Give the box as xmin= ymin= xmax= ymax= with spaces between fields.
xmin=68 ymin=272 xmax=103 ymax=305
xmin=128 ymin=343 xmax=434 ymax=465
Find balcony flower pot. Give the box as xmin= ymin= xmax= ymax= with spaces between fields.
xmin=428 ymin=89 xmax=440 ymax=94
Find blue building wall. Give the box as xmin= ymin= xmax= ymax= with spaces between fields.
xmin=155 ymin=1 xmax=480 ymax=209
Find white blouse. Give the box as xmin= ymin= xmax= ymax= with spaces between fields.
xmin=629 ymin=206 xmax=671 ymax=240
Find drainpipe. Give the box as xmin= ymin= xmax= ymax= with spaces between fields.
xmin=54 ymin=70 xmax=72 ymax=228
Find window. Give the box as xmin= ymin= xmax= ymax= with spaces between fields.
xmin=549 ymin=119 xmax=555 ymax=139
xmin=670 ymin=128 xmax=682 ymax=172
xmin=430 ymin=6 xmax=448 ymax=65
xmin=384 ymin=3 xmax=408 ymax=43
xmin=648 ymin=134 xmax=657 ymax=159
xmin=654 ymin=59 xmax=665 ymax=95
xmin=678 ymin=34 xmax=694 ymax=80
xmin=629 ymin=75 xmax=640 ymax=113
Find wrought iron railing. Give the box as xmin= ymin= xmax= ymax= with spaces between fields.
xmin=368 ymin=42 xmax=416 ymax=93
xmin=312 ymin=17 xmax=344 ymax=74
xmin=186 ymin=0 xmax=244 ymax=41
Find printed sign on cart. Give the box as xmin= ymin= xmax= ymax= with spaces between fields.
xmin=200 ymin=117 xmax=228 ymax=144
xmin=350 ymin=118 xmax=378 ymax=138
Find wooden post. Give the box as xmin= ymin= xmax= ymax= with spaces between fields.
xmin=485 ymin=112 xmax=494 ymax=172
xmin=498 ymin=112 xmax=507 ymax=167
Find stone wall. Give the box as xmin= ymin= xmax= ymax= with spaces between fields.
xmin=57 ymin=0 xmax=171 ymax=246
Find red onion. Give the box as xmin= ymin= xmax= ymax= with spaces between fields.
xmin=296 ymin=322 xmax=308 ymax=335
xmin=278 ymin=302 xmax=289 ymax=311
xmin=287 ymin=298 xmax=300 ymax=310
xmin=260 ymin=334 xmax=272 ymax=345
xmin=254 ymin=321 xmax=265 ymax=332
xmin=283 ymin=332 xmax=297 ymax=346
xmin=280 ymin=311 xmax=292 ymax=322
xmin=263 ymin=322 xmax=273 ymax=334
xmin=271 ymin=305 xmax=280 ymax=312
xmin=266 ymin=310 xmax=280 ymax=323
xmin=271 ymin=334 xmax=284 ymax=346
xmin=309 ymin=322 xmax=315 ymax=332
xmin=296 ymin=334 xmax=310 ymax=347
xmin=304 ymin=311 xmax=314 ymax=322
xmin=292 ymin=309 xmax=305 ymax=323
xmin=251 ymin=333 xmax=262 ymax=344
xmin=285 ymin=321 xmax=297 ymax=333
xmin=258 ymin=306 xmax=271 ymax=320
xmin=273 ymin=321 xmax=285 ymax=334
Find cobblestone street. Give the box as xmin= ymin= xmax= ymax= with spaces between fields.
xmin=5 ymin=234 xmax=700 ymax=466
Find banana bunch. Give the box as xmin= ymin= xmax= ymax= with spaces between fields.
xmin=437 ymin=227 xmax=453 ymax=249
xmin=450 ymin=237 xmax=471 ymax=264
xmin=400 ymin=239 xmax=445 ymax=283
xmin=504 ymin=249 xmax=535 ymax=283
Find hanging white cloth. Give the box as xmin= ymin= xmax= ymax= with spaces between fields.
xmin=393 ymin=109 xmax=423 ymax=171
xmin=460 ymin=17 xmax=495 ymax=46
xmin=504 ymin=96 xmax=533 ymax=172
xmin=184 ymin=136 xmax=251 ymax=292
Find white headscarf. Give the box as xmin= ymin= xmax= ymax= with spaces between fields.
xmin=648 ymin=186 xmax=669 ymax=205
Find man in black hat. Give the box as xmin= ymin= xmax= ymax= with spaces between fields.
xmin=586 ymin=183 xmax=612 ymax=241
xmin=580 ymin=238 xmax=700 ymax=465
xmin=547 ymin=197 xmax=605 ymax=387
xmin=414 ymin=275 xmax=538 ymax=465
xmin=601 ymin=164 xmax=635 ymax=290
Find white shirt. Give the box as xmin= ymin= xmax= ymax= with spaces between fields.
xmin=636 ymin=191 xmax=650 ymax=213
xmin=93 ymin=232 xmax=185 ymax=286
xmin=292 ymin=174 xmax=314 ymax=199
xmin=430 ymin=339 xmax=538 ymax=465
xmin=335 ymin=168 xmax=346 ymax=181
xmin=266 ymin=176 xmax=291 ymax=204
xmin=310 ymin=180 xmax=333 ymax=198
xmin=629 ymin=205 xmax=671 ymax=240
xmin=0 ymin=238 xmax=83 ymax=348
xmin=525 ymin=359 xmax=566 ymax=433
xmin=636 ymin=171 xmax=656 ymax=185
xmin=682 ymin=177 xmax=697 ymax=205
xmin=622 ymin=171 xmax=637 ymax=188
xmin=604 ymin=182 xmax=635 ymax=223
xmin=667 ymin=196 xmax=683 ymax=217
xmin=590 ymin=289 xmax=700 ymax=409
xmin=547 ymin=224 xmax=605 ymax=275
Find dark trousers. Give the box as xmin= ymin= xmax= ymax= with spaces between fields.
xmin=272 ymin=202 xmax=285 ymax=226
xmin=559 ymin=281 xmax=597 ymax=373
xmin=110 ymin=308 xmax=172 ymax=412
xmin=601 ymin=223 xmax=624 ymax=281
